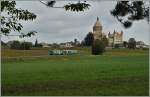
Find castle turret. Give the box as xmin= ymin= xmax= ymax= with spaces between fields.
xmin=93 ymin=17 xmax=103 ymax=40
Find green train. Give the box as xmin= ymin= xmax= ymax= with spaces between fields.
xmin=49 ymin=50 xmax=78 ymax=55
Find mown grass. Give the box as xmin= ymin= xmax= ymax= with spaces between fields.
xmin=1 ymin=48 xmax=149 ymax=96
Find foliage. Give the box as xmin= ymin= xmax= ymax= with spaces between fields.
xmin=1 ymin=1 xmax=37 ymax=36
xmin=43 ymin=1 xmax=148 ymax=28
xmin=83 ymin=32 xmax=94 ymax=46
xmin=64 ymin=1 xmax=90 ymax=12
xmin=101 ymin=36 xmax=108 ymax=47
xmin=123 ymin=41 xmax=128 ymax=48
xmin=128 ymin=38 xmax=136 ymax=49
xmin=111 ymin=1 xmax=149 ymax=28
xmin=92 ymin=39 xmax=105 ymax=55
xmin=34 ymin=39 xmax=38 ymax=47
xmin=1 ymin=41 xmax=7 ymax=46
xmin=10 ymin=40 xmax=32 ymax=50
xmin=20 ymin=42 xmax=32 ymax=50
xmin=42 ymin=1 xmax=91 ymax=12
xmin=10 ymin=40 xmax=21 ymax=50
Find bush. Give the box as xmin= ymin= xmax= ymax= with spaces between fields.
xmin=10 ymin=40 xmax=32 ymax=50
xmin=128 ymin=38 xmax=136 ymax=49
xmin=20 ymin=42 xmax=32 ymax=50
xmin=10 ymin=41 xmax=21 ymax=49
xmin=92 ymin=39 xmax=105 ymax=55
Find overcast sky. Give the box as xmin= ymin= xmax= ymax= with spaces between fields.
xmin=2 ymin=1 xmax=149 ymax=44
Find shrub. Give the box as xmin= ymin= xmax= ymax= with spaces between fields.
xmin=92 ymin=39 xmax=105 ymax=55
xmin=20 ymin=42 xmax=32 ymax=50
xmin=10 ymin=40 xmax=21 ymax=49
xmin=10 ymin=41 xmax=32 ymax=50
xmin=128 ymin=38 xmax=136 ymax=49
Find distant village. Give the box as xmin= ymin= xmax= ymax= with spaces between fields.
xmin=1 ymin=17 xmax=149 ymax=50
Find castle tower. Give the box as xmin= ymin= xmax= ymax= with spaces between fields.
xmin=93 ymin=17 xmax=103 ymax=40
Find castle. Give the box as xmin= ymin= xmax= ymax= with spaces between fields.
xmin=92 ymin=17 xmax=123 ymax=47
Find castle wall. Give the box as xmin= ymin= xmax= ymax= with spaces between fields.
xmin=108 ymin=32 xmax=123 ymax=47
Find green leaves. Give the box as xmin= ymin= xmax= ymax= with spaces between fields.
xmin=64 ymin=2 xmax=90 ymax=12
xmin=1 ymin=1 xmax=37 ymax=37
xmin=111 ymin=1 xmax=149 ymax=28
xmin=19 ymin=31 xmax=37 ymax=38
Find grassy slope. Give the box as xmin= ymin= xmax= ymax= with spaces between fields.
xmin=1 ymin=48 xmax=149 ymax=96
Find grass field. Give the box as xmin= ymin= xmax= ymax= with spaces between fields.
xmin=1 ymin=48 xmax=149 ymax=96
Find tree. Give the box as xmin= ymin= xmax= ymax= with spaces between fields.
xmin=1 ymin=1 xmax=37 ymax=37
xmin=10 ymin=40 xmax=32 ymax=50
xmin=74 ymin=38 xmax=77 ymax=45
xmin=101 ymin=36 xmax=108 ymax=47
xmin=123 ymin=41 xmax=128 ymax=48
xmin=10 ymin=40 xmax=21 ymax=49
xmin=20 ymin=42 xmax=32 ymax=50
xmin=84 ymin=32 xmax=94 ymax=46
xmin=92 ymin=39 xmax=105 ymax=55
xmin=1 ymin=41 xmax=6 ymax=46
xmin=111 ymin=1 xmax=149 ymax=28
xmin=128 ymin=38 xmax=136 ymax=49
xmin=34 ymin=39 xmax=38 ymax=47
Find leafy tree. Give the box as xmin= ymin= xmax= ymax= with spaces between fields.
xmin=101 ymin=36 xmax=108 ymax=47
xmin=20 ymin=42 xmax=32 ymax=50
xmin=10 ymin=40 xmax=32 ymax=50
xmin=111 ymin=1 xmax=149 ymax=28
xmin=84 ymin=32 xmax=94 ymax=46
xmin=92 ymin=39 xmax=105 ymax=55
xmin=1 ymin=1 xmax=37 ymax=37
xmin=1 ymin=41 xmax=6 ymax=46
xmin=128 ymin=38 xmax=136 ymax=49
xmin=10 ymin=40 xmax=21 ymax=49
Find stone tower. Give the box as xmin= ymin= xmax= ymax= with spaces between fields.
xmin=93 ymin=17 xmax=103 ymax=40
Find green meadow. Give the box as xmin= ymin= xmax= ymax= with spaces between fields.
xmin=1 ymin=48 xmax=149 ymax=96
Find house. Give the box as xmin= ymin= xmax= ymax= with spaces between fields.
xmin=60 ymin=42 xmax=74 ymax=48
xmin=136 ymin=41 xmax=149 ymax=49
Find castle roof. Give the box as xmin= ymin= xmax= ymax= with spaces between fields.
xmin=93 ymin=17 xmax=102 ymax=27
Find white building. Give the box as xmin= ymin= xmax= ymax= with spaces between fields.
xmin=136 ymin=41 xmax=149 ymax=48
xmin=60 ymin=42 xmax=74 ymax=48
xmin=41 ymin=42 xmax=50 ymax=48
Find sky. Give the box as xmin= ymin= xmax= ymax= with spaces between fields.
xmin=1 ymin=1 xmax=149 ymax=44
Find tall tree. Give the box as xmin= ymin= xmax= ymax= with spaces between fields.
xmin=128 ymin=38 xmax=136 ymax=49
xmin=84 ymin=32 xmax=94 ymax=46
xmin=35 ymin=39 xmax=38 ymax=47
xmin=92 ymin=39 xmax=105 ymax=55
xmin=1 ymin=1 xmax=37 ymax=37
